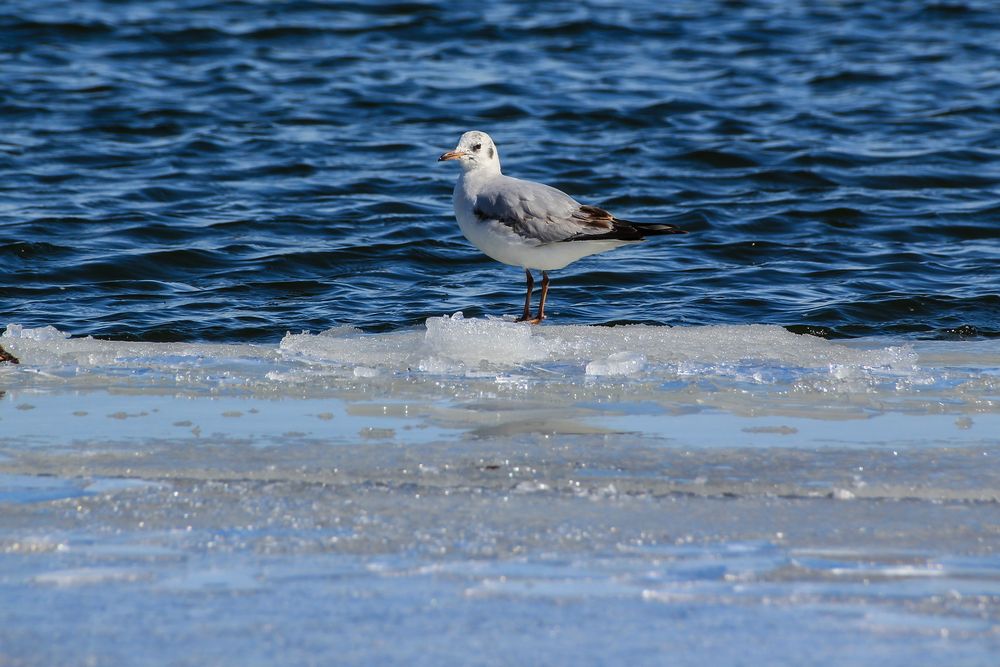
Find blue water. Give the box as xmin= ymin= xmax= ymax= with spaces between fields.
xmin=1 ymin=0 xmax=998 ymax=343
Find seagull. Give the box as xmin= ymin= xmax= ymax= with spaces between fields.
xmin=439 ymin=130 xmax=686 ymax=324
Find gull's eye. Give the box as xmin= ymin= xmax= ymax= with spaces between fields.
xmin=472 ymin=143 xmax=482 ymax=152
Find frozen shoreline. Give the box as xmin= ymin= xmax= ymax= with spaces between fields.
xmin=2 ymin=320 xmax=998 ymax=665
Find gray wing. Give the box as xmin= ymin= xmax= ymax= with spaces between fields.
xmin=472 ymin=175 xmax=619 ymax=244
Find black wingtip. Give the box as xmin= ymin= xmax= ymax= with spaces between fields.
xmin=637 ymin=223 xmax=688 ymax=236
xmin=561 ymin=222 xmax=687 ymax=243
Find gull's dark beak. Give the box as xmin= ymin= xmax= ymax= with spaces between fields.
xmin=438 ymin=150 xmax=466 ymax=162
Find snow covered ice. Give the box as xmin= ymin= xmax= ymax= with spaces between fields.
xmin=1 ymin=319 xmax=999 ymax=665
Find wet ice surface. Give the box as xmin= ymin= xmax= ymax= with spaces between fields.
xmin=1 ymin=321 xmax=999 ymax=666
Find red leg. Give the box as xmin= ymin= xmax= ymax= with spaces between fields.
xmin=515 ymin=269 xmax=534 ymax=322
xmin=524 ymin=271 xmax=550 ymax=325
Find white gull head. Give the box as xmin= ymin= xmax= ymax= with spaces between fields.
xmin=438 ymin=130 xmax=501 ymax=176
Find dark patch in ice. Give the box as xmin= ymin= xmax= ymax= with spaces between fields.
xmin=0 ymin=344 xmax=19 ymax=364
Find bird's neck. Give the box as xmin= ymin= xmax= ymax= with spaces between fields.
xmin=461 ymin=162 xmax=501 ymax=180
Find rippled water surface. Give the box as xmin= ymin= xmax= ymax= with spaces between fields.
xmin=2 ymin=0 xmax=998 ymax=341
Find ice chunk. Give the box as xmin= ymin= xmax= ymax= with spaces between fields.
xmin=2 ymin=324 xmax=70 ymax=341
xmin=423 ymin=314 xmax=555 ymax=366
xmin=280 ymin=326 xmax=421 ymax=368
xmin=585 ymin=352 xmax=647 ymax=377
xmin=417 ymin=355 xmax=462 ymax=374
